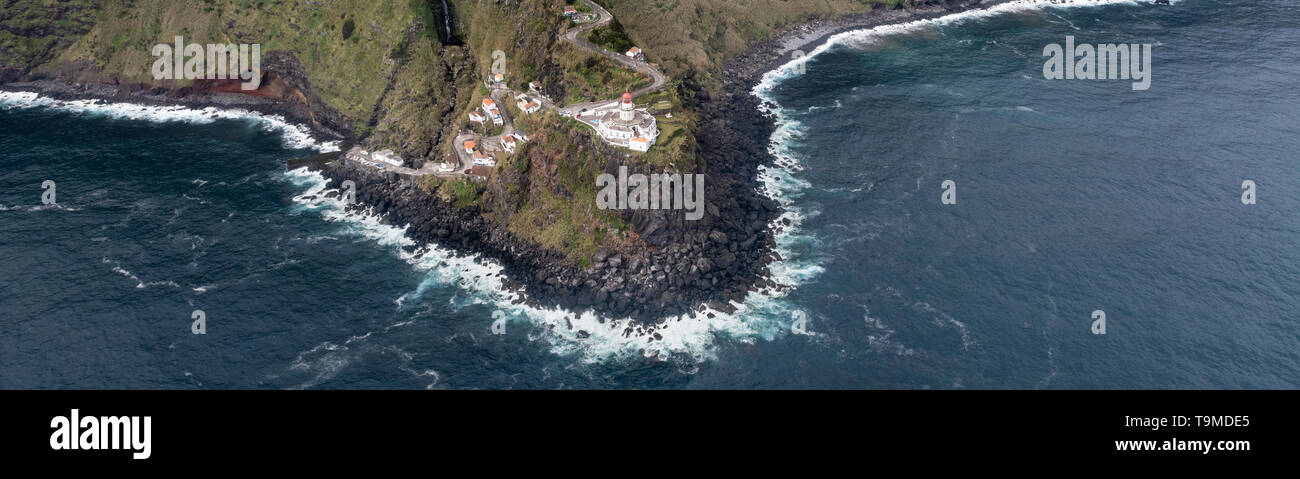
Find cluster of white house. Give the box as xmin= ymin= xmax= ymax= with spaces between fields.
xmin=344 ymin=146 xmax=404 ymax=168
xmin=347 ymin=6 xmax=663 ymax=179
xmin=469 ymin=97 xmax=504 ymax=126
xmin=462 ymin=139 xmax=495 ymax=167
xmin=514 ymin=92 xmax=542 ymax=115
xmin=462 ymin=131 xmax=530 ymax=170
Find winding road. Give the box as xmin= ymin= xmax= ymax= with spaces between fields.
xmin=559 ymin=0 xmax=667 ymax=115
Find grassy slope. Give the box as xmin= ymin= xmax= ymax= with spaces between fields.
xmin=557 ymin=41 xmax=651 ymax=104
xmin=0 ymin=0 xmax=100 ymax=77
xmin=494 ymin=109 xmax=633 ymax=267
xmin=48 ymin=0 xmax=424 ymax=131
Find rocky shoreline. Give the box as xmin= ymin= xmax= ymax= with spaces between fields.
xmin=0 ymin=61 xmax=782 ymax=326
xmin=304 ymin=72 xmax=786 ymax=323
xmin=0 ymin=53 xmax=355 ymax=143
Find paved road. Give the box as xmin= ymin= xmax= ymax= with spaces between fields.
xmin=559 ymin=0 xmax=667 ymax=115
xmin=488 ymin=86 xmax=516 ymax=137
xmin=342 ymin=153 xmax=447 ymax=177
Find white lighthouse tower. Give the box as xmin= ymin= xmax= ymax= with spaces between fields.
xmin=619 ymin=91 xmax=635 ymax=122
xmin=594 ymin=90 xmax=659 ymax=152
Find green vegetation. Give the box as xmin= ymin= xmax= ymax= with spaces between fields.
xmin=486 ymin=110 xmax=632 ymax=265
xmin=584 ymin=18 xmax=634 ymax=55
xmin=424 ymin=175 xmax=483 ymax=209
xmin=0 ymin=1 xmax=100 ymax=75
xmin=455 ymin=0 xmax=565 ymax=89
xmin=452 ymin=179 xmax=481 ymax=208
xmin=342 ymin=18 xmax=356 ymax=40
xmin=38 ymin=0 xmax=432 ymax=132
xmin=559 ymin=43 xmax=650 ymax=103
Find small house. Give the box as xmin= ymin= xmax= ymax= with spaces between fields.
xmin=472 ymin=150 xmax=496 ymax=167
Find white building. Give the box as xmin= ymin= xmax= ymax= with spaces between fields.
xmin=468 ymin=111 xmax=486 ymax=124
xmin=516 ymin=98 xmax=541 ymax=114
xmin=481 ymin=98 xmax=504 ymax=126
xmin=371 ymin=149 xmax=404 ymax=167
xmin=629 ymin=137 xmax=650 ymax=152
xmin=593 ymin=92 xmax=659 ymax=151
xmin=472 ymin=150 xmax=496 ymax=167
xmin=501 ymin=135 xmax=516 ymax=153
xmin=625 ymin=47 xmax=643 ymax=61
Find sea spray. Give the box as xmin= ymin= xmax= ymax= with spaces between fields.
xmin=0 ymin=91 xmax=339 ymax=152
xmin=286 ymin=167 xmax=806 ymax=363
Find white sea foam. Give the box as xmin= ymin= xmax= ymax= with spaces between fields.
xmin=0 ymin=90 xmax=340 ymax=152
xmin=286 ymin=167 xmax=815 ymax=363
xmin=0 ymin=203 xmax=80 ymax=212
xmin=756 ymin=0 xmax=1165 ymax=91
xmin=102 ymin=257 xmax=181 ymax=290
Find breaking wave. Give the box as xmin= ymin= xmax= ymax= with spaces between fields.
xmin=286 ymin=167 xmax=818 ymax=364
xmin=0 ymin=90 xmax=340 ymax=152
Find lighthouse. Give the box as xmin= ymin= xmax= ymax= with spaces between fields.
xmin=593 ymin=90 xmax=659 ymax=152
xmin=619 ymin=91 xmax=635 ymax=121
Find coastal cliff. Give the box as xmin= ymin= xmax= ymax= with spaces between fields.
xmin=310 ymin=71 xmax=783 ymax=320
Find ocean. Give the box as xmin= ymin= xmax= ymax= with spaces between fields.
xmin=2 ymin=0 xmax=1296 ymax=388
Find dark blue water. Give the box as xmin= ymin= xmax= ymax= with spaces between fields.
xmin=2 ymin=0 xmax=1296 ymax=388
xmin=748 ymin=0 xmax=1300 ymax=388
